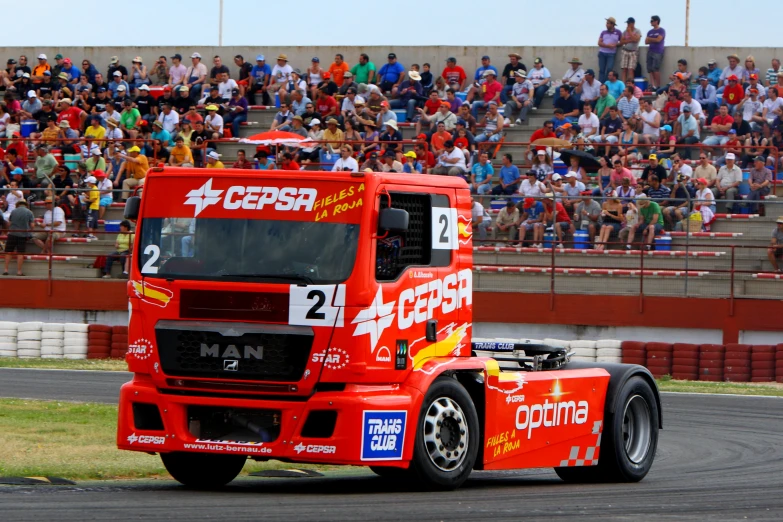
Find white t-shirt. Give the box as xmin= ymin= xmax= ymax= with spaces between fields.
xmin=44 ymin=206 xmax=66 ymax=232
xmin=272 ymin=64 xmax=293 ymax=83
xmin=5 ymin=189 xmax=22 ymax=214
xmin=0 ymin=112 xmax=10 ymax=133
xmin=472 ymin=201 xmax=490 ymax=223
xmin=218 ymin=79 xmax=239 ymax=100
xmin=169 ymin=64 xmax=187 ymax=85
xmin=98 ymin=178 xmax=113 ymax=196
xmin=762 ymin=97 xmax=783 ymax=119
xmin=157 ymin=110 xmax=180 ymax=133
xmin=745 ymin=84 xmax=766 ymax=99
xmin=742 ymin=99 xmax=763 ymax=122
xmin=695 ymin=187 xmax=715 ymax=208
xmin=641 ymin=109 xmax=661 ymax=138
xmin=578 ymin=113 xmax=600 ymax=136
xmin=518 ymin=178 xmax=546 ymax=196
xmin=680 ymin=99 xmax=704 ymax=120
xmin=438 ymin=148 xmax=466 ymax=170
xmin=675 ymin=163 xmax=693 ymax=178
xmin=205 ymin=114 xmax=224 ymax=134
xmin=331 ymin=156 xmax=358 ymax=172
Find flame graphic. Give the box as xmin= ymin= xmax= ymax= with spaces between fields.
xmin=457 ymin=215 xmax=473 ymax=245
xmin=131 ymin=280 xmax=173 ymax=308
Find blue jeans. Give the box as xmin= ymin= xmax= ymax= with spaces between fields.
xmin=224 ymin=111 xmax=247 ymax=138
xmin=598 ymin=53 xmax=616 ymax=83
xmin=500 ymin=84 xmax=513 ymax=103
xmin=533 ymin=84 xmax=548 ymax=108
xmin=390 ymin=98 xmax=418 ymax=121
xmin=475 ymin=132 xmax=500 ymax=144
xmin=471 ymin=100 xmax=488 ymax=119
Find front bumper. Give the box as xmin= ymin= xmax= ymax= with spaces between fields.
xmin=117 ymin=374 xmax=422 ymax=467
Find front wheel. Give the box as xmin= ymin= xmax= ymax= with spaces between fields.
xmin=160 ymin=452 xmax=247 ymax=488
xmin=409 ymin=376 xmax=480 ymax=490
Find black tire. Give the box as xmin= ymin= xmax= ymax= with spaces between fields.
xmin=160 ymin=452 xmax=247 ymax=488
xmin=370 ymin=466 xmax=414 ymax=480
xmin=556 ymin=375 xmax=658 ymax=483
xmin=409 ymin=376 xmax=479 ymax=490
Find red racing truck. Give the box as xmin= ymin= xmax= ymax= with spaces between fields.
xmin=118 ymin=167 xmax=661 ymax=489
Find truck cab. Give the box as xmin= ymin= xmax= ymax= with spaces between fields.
xmin=118 ymin=168 xmax=660 ymax=490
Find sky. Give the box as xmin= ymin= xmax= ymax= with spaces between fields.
xmin=2 ymin=0 xmax=782 ymax=48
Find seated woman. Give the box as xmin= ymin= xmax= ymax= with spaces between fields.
xmin=596 ymin=191 xmax=625 ymax=250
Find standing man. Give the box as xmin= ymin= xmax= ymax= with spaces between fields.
xmin=645 ymin=15 xmax=666 ymax=91
xmin=619 ymin=17 xmax=642 ymax=83
xmin=3 ymin=200 xmax=34 ymax=276
xmin=598 ymin=17 xmax=622 ymax=83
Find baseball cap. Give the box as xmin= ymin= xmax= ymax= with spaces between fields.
xmin=725 ymin=152 xmax=736 ymax=160
xmin=127 ymin=146 xmax=141 ymax=153
xmin=84 ymin=176 xmax=97 ymax=184
xmin=526 ymin=170 xmax=537 ymax=176
xmin=564 ymin=172 xmax=577 ymax=178
xmin=113 ymin=70 xmax=122 ymax=77
xmin=625 ymin=17 xmax=635 ymax=23
xmin=585 ymin=69 xmax=595 ymax=76
xmin=707 ymin=59 xmax=716 ymax=65
xmin=523 ymin=198 xmax=535 ymax=209
xmin=696 ymin=178 xmax=708 ymax=185
xmin=536 ymin=149 xmax=546 ymax=155
xmin=754 ymin=155 xmax=765 ymax=162
xmin=310 ymin=118 xmax=321 ymax=126
xmin=404 ymin=151 xmax=417 ymax=158
xmin=728 ymin=129 xmax=737 ymax=134
xmin=11 ymin=167 xmax=24 ymax=176
xmin=256 ymin=54 xmax=265 ymax=61
xmin=661 ymin=124 xmax=673 ymax=132
xmin=698 ymin=75 xmax=708 ymax=81
xmin=37 ymin=53 xmax=47 ymax=60
xmin=551 ymin=173 xmax=562 ymax=181
xmin=117 ymin=85 xmax=126 ymax=91
xmin=446 ymin=57 xmax=456 ymax=63
xmin=311 ymin=57 xmax=320 ymax=62
xmin=456 ymin=118 xmax=467 ymax=126
xmin=505 ymin=200 xmax=515 ymax=207
xmin=207 ymin=151 xmax=221 ymax=160
xmin=648 ymin=154 xmax=658 ymax=161
xmin=139 ymin=84 xmax=150 ymax=91
xmin=388 ymin=53 xmax=396 ymax=59
xmin=481 ymin=55 xmax=490 ymax=60
xmin=171 ymin=53 xmax=182 ymax=60
xmin=191 ymin=52 xmax=202 ymax=59
xmin=54 ymin=54 xmax=63 ymax=60
xmin=27 ymin=90 xmax=36 ymax=98
xmin=682 ymin=106 xmax=691 ymax=112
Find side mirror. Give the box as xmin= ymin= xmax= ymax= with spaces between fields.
xmin=124 ymin=196 xmax=141 ymax=220
xmin=379 ymin=207 xmax=409 ymax=233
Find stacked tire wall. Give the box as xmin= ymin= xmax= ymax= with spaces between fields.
xmin=0 ymin=322 xmax=127 ymax=360
xmin=111 ymin=326 xmax=128 ymax=359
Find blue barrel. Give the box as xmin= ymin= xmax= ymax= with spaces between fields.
xmin=21 ymin=120 xmax=38 ymax=137
xmin=456 ymin=92 xmax=467 ymax=101
xmin=275 ymin=93 xmax=280 ymax=108
xmin=655 ymin=236 xmax=672 ymax=251
xmin=543 ymin=233 xmax=555 ymax=248
xmin=634 ymin=77 xmax=648 ymax=92
xmin=574 ymin=230 xmax=589 ymax=249
xmin=738 ymin=181 xmax=751 ymax=196
xmin=392 ymin=109 xmax=407 ymax=123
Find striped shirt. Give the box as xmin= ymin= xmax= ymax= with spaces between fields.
xmin=616 ymin=95 xmax=640 ymax=119
xmin=766 ymin=67 xmax=780 ymax=86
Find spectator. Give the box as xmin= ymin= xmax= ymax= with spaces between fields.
xmin=332 ymin=145 xmax=359 ymax=172
xmin=528 ymin=120 xmax=555 ymax=156
xmin=693 ymin=152 xmax=718 ymax=195
xmin=402 ymin=150 xmax=423 ymax=173
xmin=471 ymin=70 xmax=503 ymax=118
xmin=619 ymin=18 xmax=642 ymax=82
xmin=594 ymin=84 xmax=616 ymax=120
xmin=377 ymin=53 xmax=405 ymax=95
xmin=597 ymin=17 xmax=622 ymax=83
xmin=645 ymin=15 xmax=666 ymax=90
xmin=595 ymin=106 xmax=623 ymax=155
xmin=578 ymin=103 xmax=600 ymax=141
xmin=765 ymin=59 xmax=781 ymax=87
xmin=466 ymin=56 xmax=499 ymax=103
xmin=519 ymin=169 xmax=547 ymax=197
xmin=595 ymin=190 xmax=625 ymax=250
xmin=502 ymin=70 xmax=533 ymax=126
xmin=574 ymin=192 xmax=601 ymax=245
xmin=81 ymin=175 xmax=99 ymax=240
xmin=339 ymin=71 xmax=357 ymax=96
xmin=718 ymin=54 xmax=744 ymax=89
xmin=266 ymin=54 xmax=293 ymax=100
xmin=562 ymin=172 xmax=587 ymax=214
xmin=604 ymin=70 xmax=625 ymax=100
xmin=98 ymin=219 xmax=133 ymax=278
xmin=762 ymin=87 xmax=783 ymax=125
xmin=494 ymin=200 xmax=520 ymax=245
xmin=542 ymin=193 xmax=573 ymax=248
xmin=746 ymin=74 xmax=766 ymax=100
xmin=747 ymin=156 xmax=772 ymax=213
xmin=500 ymin=53 xmax=527 ymax=102
xmin=576 ymin=69 xmax=601 ymax=107
xmin=557 ymin=58 xmax=586 ymax=104
xmin=360 ymin=152 xmax=382 ymax=172
xmin=517 ymin=197 xmax=545 ymax=247
xmin=470 ymin=151 xmax=494 ymax=194
xmin=616 ymin=85 xmax=640 ymax=122
xmin=306 ymin=58 xmax=325 ymax=100
xmin=715 ymin=153 xmax=742 ymax=211
xmin=491 ymin=154 xmax=520 ymax=195
xmin=662 ymin=90 xmax=681 ymax=125
xmin=169 ymin=136 xmax=194 ymax=167
xmin=702 ymin=104 xmax=734 ymax=152
xmin=625 ymin=194 xmax=662 ymax=250
xmin=120 ymin=146 xmax=148 ymax=200
xmin=203 ymin=150 xmax=224 ymax=169
xmin=270 ymin=101 xmax=294 ymax=131
xmin=85 ymin=147 xmax=106 ymax=174
xmin=432 ymin=140 xmax=467 ymax=176
xmin=742 ymin=56 xmax=760 ymax=83
xmin=475 ymin=101 xmax=503 ymax=148
xmin=30 ymin=196 xmax=64 ymax=255
xmin=554 ymin=83 xmax=580 ymax=122
xmin=528 ymin=58 xmax=551 ymax=109
xmin=674 ymin=106 xmax=700 ymax=159
xmin=680 ymin=89 xmax=706 ymax=127
xmin=739 ymin=88 xmax=764 ymax=130
xmin=224 ymin=88 xmax=248 ymax=138
xmin=95 ymin=170 xmax=113 ymax=219
xmin=380 ymin=150 xmax=403 ymax=173
xmin=662 ymin=172 xmax=693 ymax=229
xmin=390 ymin=70 xmax=423 ymax=122
xmin=722 ymin=75 xmax=745 ymax=114
xmin=3 ymin=199 xmax=34 ymax=276
xmin=441 ymin=57 xmax=467 ymax=91
xmin=640 ymin=154 xmax=666 ymax=186
xmin=350 ymin=53 xmax=376 ymax=85
xmin=471 ymin=195 xmax=491 ymax=242
xmin=767 ymin=217 xmax=783 ymax=273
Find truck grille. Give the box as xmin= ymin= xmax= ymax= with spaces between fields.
xmin=155 ymin=322 xmax=313 ymax=381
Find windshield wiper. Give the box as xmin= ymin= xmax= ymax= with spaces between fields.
xmin=221 ymin=273 xmax=314 ymax=285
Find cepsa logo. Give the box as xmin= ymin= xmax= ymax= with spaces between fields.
xmin=184 ymin=178 xmax=317 ymax=217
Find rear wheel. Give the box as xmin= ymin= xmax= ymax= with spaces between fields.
xmin=160 ymin=452 xmax=247 ymax=488
xmin=409 ymin=376 xmax=479 ymax=490
xmin=556 ymin=376 xmax=658 ymax=483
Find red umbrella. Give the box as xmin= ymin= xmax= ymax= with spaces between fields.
xmin=239 ymin=130 xmax=313 ymax=147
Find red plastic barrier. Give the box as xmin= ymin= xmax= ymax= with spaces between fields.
xmin=698 ymin=344 xmax=725 ymax=381
xmin=621 ymin=341 xmax=646 ymax=365
xmin=776 ymin=345 xmax=783 ymax=383
xmin=645 ymin=342 xmax=673 ymax=377
xmin=724 ymin=344 xmax=751 ymax=382
xmin=672 ymin=343 xmax=699 ymax=380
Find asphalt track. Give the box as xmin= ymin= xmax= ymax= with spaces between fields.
xmin=1 ymin=369 xmax=783 ymax=521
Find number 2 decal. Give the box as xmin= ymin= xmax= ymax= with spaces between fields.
xmin=289 ymin=285 xmax=345 ymax=327
xmin=141 ymin=244 xmax=160 ymax=274
xmin=305 ymin=290 xmax=326 ymax=320
xmin=432 ymin=208 xmax=458 ymax=250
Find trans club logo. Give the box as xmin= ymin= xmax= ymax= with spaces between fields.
xmin=361 ymin=410 xmax=406 ymax=461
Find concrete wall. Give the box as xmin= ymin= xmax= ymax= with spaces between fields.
xmin=0 ymin=308 xmax=128 ymax=326
xmin=6 ymin=46 xmax=782 ymax=80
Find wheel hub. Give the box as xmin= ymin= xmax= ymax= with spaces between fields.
xmin=423 ymin=397 xmax=468 ymax=472
xmin=622 ymin=394 xmax=652 ymax=464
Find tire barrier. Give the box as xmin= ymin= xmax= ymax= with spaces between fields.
xmin=41 ymin=323 xmax=65 ymax=359
xmin=645 ymin=343 xmax=674 ymax=378
xmin=751 ymin=345 xmax=776 ymax=383
xmin=63 ymin=323 xmax=89 ymax=360
xmin=595 ymin=340 xmax=623 ymax=364
xmin=0 ymin=321 xmax=19 ymax=357
xmin=567 ymin=340 xmax=597 ymax=362
xmin=671 ymin=343 xmax=700 ymax=381
xmin=111 ymin=325 xmax=129 ymax=359
xmin=777 ymin=345 xmax=783 ymax=384
xmin=699 ymin=344 xmax=725 ymax=382
xmin=724 ymin=344 xmax=752 ymax=382
xmin=17 ymin=322 xmax=43 ymax=358
xmin=87 ymin=324 xmax=112 ymax=360
xmin=620 ymin=341 xmax=646 ymax=366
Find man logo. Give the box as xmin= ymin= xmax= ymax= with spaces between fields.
xmin=376 ymin=346 xmax=392 ymax=363
xmin=224 ymin=360 xmax=239 ymax=371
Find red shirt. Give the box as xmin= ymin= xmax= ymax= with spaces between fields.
xmin=316 ymin=96 xmax=338 ymax=117
xmin=57 ymin=106 xmax=84 ymax=131
xmin=282 ymin=160 xmax=300 ymax=171
xmin=454 ymin=136 xmax=469 ymax=149
xmin=663 ymin=101 xmax=680 ymax=121
xmin=711 ymin=114 xmax=734 ymax=136
xmin=722 ymin=84 xmax=745 ymax=106
xmin=545 ymin=201 xmax=571 ymax=223
xmin=424 ymin=98 xmax=441 ymax=116
xmin=441 ymin=66 xmax=467 ymax=86
xmin=529 ymin=128 xmax=553 ymax=150
xmin=417 ymin=150 xmax=437 ymax=168
xmin=481 ymin=79 xmax=502 ymax=103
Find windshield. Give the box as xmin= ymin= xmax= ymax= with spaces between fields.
xmin=138 ymin=218 xmax=360 ymax=284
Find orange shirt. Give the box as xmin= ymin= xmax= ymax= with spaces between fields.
xmin=430 ymin=131 xmax=452 ymax=152
xmin=329 ymin=62 xmax=350 ymax=87
xmin=32 ymin=63 xmax=51 ymax=84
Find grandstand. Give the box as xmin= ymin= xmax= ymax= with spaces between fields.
xmin=2 ymin=44 xmax=783 ymax=306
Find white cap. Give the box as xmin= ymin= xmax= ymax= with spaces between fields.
xmin=636 ymin=193 xmax=648 ymax=200
xmin=37 ymin=53 xmax=47 ymax=60
xmin=536 ymin=149 xmax=546 ymax=155
xmin=91 ymin=147 xmax=102 ymax=156
xmin=551 ymin=173 xmax=562 ymax=181
xmin=725 ymin=152 xmax=736 ymax=160
xmin=84 ymin=176 xmax=97 ymax=184
xmin=191 ymin=52 xmax=202 ymax=59
xmin=310 ymin=118 xmax=321 ymax=126
xmin=27 ymin=90 xmax=37 ymax=98
xmin=565 ymin=172 xmax=577 ymax=178
xmin=139 ymin=84 xmax=150 ymax=91
xmin=117 ymin=85 xmax=126 ymax=91
xmin=207 ymin=151 xmax=221 ymax=160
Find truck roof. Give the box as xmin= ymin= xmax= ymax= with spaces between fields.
xmin=144 ymin=167 xmax=470 ymax=190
